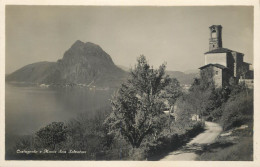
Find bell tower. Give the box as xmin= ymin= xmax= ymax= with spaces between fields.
xmin=209 ymin=25 xmax=222 ymax=51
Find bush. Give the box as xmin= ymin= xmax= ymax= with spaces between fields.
xmin=35 ymin=122 xmax=68 ymax=149
xmin=221 ymin=90 xmax=253 ymax=130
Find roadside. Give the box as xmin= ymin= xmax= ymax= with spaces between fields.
xmin=160 ymin=121 xmax=222 ymax=161
xmin=196 ymin=122 xmax=253 ymax=161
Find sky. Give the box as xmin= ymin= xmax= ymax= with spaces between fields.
xmin=5 ymin=6 xmax=253 ymax=74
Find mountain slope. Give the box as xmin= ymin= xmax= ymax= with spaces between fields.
xmin=113 ymin=65 xmax=199 ymax=85
xmin=6 ymin=40 xmax=127 ymax=87
xmin=165 ymin=71 xmax=199 ymax=85
xmin=6 ymin=61 xmax=57 ymax=83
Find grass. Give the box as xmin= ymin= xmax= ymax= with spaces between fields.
xmin=197 ymin=137 xmax=253 ymax=161
xmin=196 ymin=124 xmax=253 ymax=161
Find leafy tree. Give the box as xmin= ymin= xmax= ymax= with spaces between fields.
xmin=187 ymin=68 xmax=223 ymax=121
xmin=237 ymin=65 xmax=250 ymax=98
xmin=238 ymin=65 xmax=249 ymax=80
xmin=105 ymin=55 xmax=171 ymax=149
xmin=190 ymin=67 xmax=215 ymax=92
xmin=174 ymin=95 xmax=194 ymax=123
xmin=187 ymin=87 xmax=213 ymax=121
xmin=163 ymin=78 xmax=183 ymax=107
xmin=198 ymin=67 xmax=215 ymax=90
xmin=35 ymin=122 xmax=67 ymax=149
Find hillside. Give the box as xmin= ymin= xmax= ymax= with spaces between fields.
xmin=6 ymin=40 xmax=127 ymax=87
xmin=5 ymin=61 xmax=57 ymax=83
xmin=165 ymin=71 xmax=199 ymax=85
xmin=116 ymin=66 xmax=199 ymax=85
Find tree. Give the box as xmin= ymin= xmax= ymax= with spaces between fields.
xmin=164 ymin=78 xmax=183 ymax=107
xmin=238 ymin=65 xmax=250 ymax=98
xmin=174 ymin=95 xmax=194 ymax=123
xmin=105 ymin=55 xmax=171 ymax=149
xmin=187 ymin=69 xmax=219 ymax=121
xmin=187 ymin=87 xmax=213 ymax=121
xmin=190 ymin=67 xmax=215 ymax=92
xmin=35 ymin=122 xmax=67 ymax=149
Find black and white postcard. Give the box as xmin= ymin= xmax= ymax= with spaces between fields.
xmin=0 ymin=0 xmax=259 ymax=167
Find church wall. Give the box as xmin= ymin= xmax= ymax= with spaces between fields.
xmin=212 ymin=66 xmax=223 ymax=88
xmin=226 ymin=52 xmax=235 ymax=76
xmin=232 ymin=52 xmax=244 ymax=78
xmin=222 ymin=69 xmax=232 ymax=87
xmin=205 ymin=53 xmax=227 ymax=66
xmin=245 ymin=70 xmax=254 ymax=79
xmin=200 ymin=65 xmax=232 ymax=88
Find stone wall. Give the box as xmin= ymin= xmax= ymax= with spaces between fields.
xmin=201 ymin=65 xmax=232 ymax=88
xmin=212 ymin=66 xmax=223 ymax=88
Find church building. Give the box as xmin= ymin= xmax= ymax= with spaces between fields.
xmin=199 ymin=25 xmax=253 ymax=88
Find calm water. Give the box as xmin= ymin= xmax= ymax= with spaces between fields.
xmin=5 ymin=84 xmax=115 ymax=136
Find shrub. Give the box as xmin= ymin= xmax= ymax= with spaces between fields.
xmin=35 ymin=122 xmax=68 ymax=149
xmin=221 ymin=90 xmax=253 ymax=130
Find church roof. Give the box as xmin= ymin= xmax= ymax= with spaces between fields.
xmin=204 ymin=48 xmax=234 ymax=54
xmin=205 ymin=48 xmax=243 ymax=55
xmin=199 ymin=63 xmax=228 ymax=70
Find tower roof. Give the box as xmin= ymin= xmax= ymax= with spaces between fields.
xmin=209 ymin=25 xmax=222 ymax=28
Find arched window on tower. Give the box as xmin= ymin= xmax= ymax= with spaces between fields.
xmin=212 ymin=29 xmax=217 ymax=38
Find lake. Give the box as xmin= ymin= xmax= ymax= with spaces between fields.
xmin=5 ymin=84 xmax=115 ymax=137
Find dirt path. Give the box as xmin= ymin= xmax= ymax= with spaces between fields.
xmin=160 ymin=121 xmax=222 ymax=161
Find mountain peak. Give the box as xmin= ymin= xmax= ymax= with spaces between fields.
xmin=84 ymin=42 xmax=102 ymax=50
xmin=70 ymin=40 xmax=102 ymax=51
xmin=71 ymin=40 xmax=85 ymax=48
xmin=7 ymin=40 xmax=127 ymax=87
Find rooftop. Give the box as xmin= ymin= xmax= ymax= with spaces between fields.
xmin=205 ymin=48 xmax=243 ymax=54
xmin=199 ymin=63 xmax=228 ymax=70
xmin=243 ymin=62 xmax=252 ymax=65
xmin=209 ymin=25 xmax=222 ymax=28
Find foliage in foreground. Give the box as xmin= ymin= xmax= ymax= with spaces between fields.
xmin=105 ymin=55 xmax=171 ymax=149
xmin=7 ymin=107 xmax=204 ymax=160
xmin=191 ymin=75 xmax=254 ymax=161
xmin=220 ymin=89 xmax=253 ymax=130
xmin=35 ymin=122 xmax=68 ymax=150
xmin=6 ymin=107 xmax=113 ymax=160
